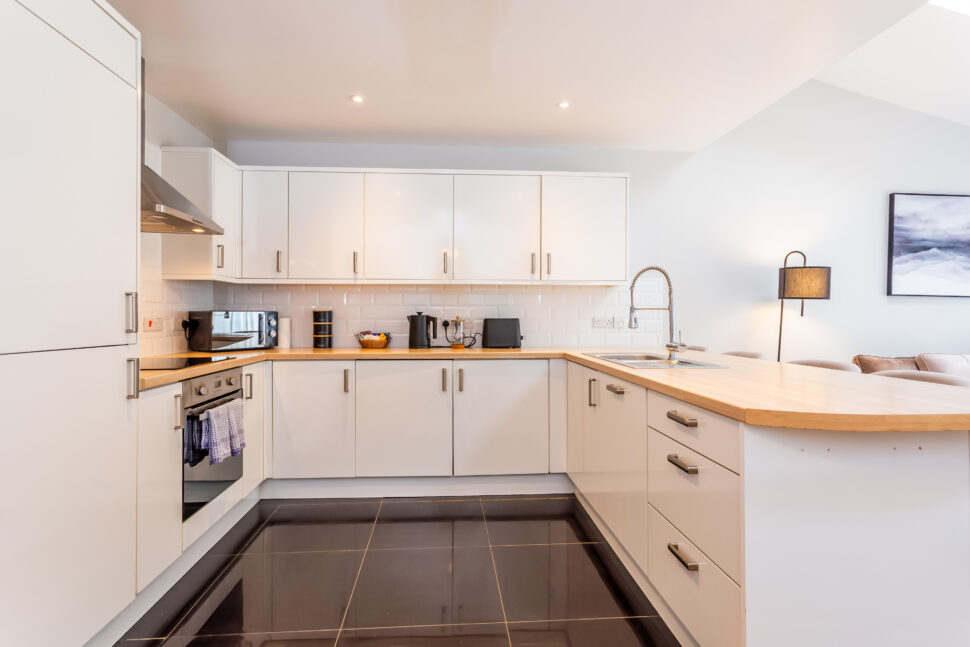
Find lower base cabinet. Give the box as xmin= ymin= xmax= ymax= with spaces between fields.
xmin=453 ymin=359 xmax=550 ymax=475
xmin=241 ymin=362 xmax=267 ymax=493
xmin=273 ymin=361 xmax=356 ymax=478
xmin=136 ymin=382 xmax=184 ymax=592
xmin=356 ymin=360 xmax=453 ymax=476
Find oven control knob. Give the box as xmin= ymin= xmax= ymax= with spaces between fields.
xmin=269 ymin=317 xmax=277 ymax=326
xmin=227 ymin=376 xmax=238 ymax=386
xmin=197 ymin=385 xmax=208 ymax=396
xmin=269 ymin=330 xmax=277 ymax=338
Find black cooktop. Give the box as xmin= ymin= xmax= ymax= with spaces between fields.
xmin=140 ymin=356 xmax=236 ymax=371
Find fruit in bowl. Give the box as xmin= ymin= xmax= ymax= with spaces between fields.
xmin=355 ymin=331 xmax=391 ymax=349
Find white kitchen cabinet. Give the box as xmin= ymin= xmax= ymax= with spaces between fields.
xmin=579 ymin=368 xmax=648 ymax=567
xmin=136 ymin=382 xmax=183 ymax=592
xmin=541 ymin=176 xmax=627 ymax=282
xmin=356 ymin=360 xmax=453 ymax=476
xmin=0 ymin=345 xmax=137 ymax=646
xmin=363 ymin=173 xmax=453 ymax=280
xmin=161 ymin=148 xmax=243 ymax=280
xmin=453 ymin=175 xmax=541 ymax=281
xmin=288 ymin=171 xmax=364 ymax=280
xmin=242 ymin=362 xmax=267 ymax=493
xmin=0 ymin=0 xmax=139 ymax=354
xmin=453 ymin=360 xmax=549 ymax=475
xmin=566 ymin=361 xmax=587 ymax=479
xmin=242 ymin=170 xmax=289 ymax=278
xmin=273 ymin=361 xmax=356 ymax=478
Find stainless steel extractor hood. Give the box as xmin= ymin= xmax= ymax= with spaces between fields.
xmin=139 ymin=58 xmax=223 ymax=235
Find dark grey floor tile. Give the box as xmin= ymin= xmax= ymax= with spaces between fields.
xmin=371 ymin=500 xmax=488 ymax=548
xmin=486 ymin=517 xmax=588 ymax=546
xmin=244 ymin=501 xmax=378 ymax=554
xmin=343 ymin=547 xmax=505 ymax=629
xmin=337 ymin=623 xmax=510 ymax=646
xmin=482 ymin=497 xmax=576 ymax=518
xmin=181 ymin=630 xmax=337 ymax=646
xmin=492 ymin=544 xmax=634 ymax=622
xmin=509 ymin=618 xmax=673 ymax=647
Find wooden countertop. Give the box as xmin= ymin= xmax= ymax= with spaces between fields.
xmin=140 ymin=347 xmax=970 ymax=432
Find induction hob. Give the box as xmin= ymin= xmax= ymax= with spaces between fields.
xmin=140 ymin=356 xmax=236 ymax=371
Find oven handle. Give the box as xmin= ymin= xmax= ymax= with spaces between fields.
xmin=185 ymin=391 xmax=243 ymax=417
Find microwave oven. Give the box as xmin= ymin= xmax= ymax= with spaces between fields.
xmin=184 ymin=310 xmax=279 ymax=352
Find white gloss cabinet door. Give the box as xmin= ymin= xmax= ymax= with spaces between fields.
xmin=212 ymin=155 xmax=243 ymax=278
xmin=273 ymin=361 xmax=356 ymax=478
xmin=289 ymin=171 xmax=364 ymax=279
xmin=0 ymin=346 xmax=137 ymax=646
xmin=453 ymin=175 xmax=540 ymax=281
xmin=242 ymin=170 xmax=289 ymax=278
xmin=541 ymin=176 xmax=627 ymax=282
xmin=136 ymin=382 xmax=183 ymax=592
xmin=0 ymin=0 xmax=138 ymax=354
xmin=356 ymin=360 xmax=453 ymax=476
xmin=453 ymin=360 xmax=549 ymax=475
xmin=581 ymin=370 xmax=648 ymax=567
xmin=242 ymin=362 xmax=266 ymax=494
xmin=363 ymin=173 xmax=453 ymax=280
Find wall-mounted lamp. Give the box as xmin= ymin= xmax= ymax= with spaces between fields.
xmin=777 ymin=250 xmax=831 ymax=361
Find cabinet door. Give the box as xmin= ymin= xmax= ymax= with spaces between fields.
xmin=356 ymin=360 xmax=453 ymax=476
xmin=581 ymin=370 xmax=648 ymax=567
xmin=242 ymin=170 xmax=289 ymax=278
xmin=289 ymin=171 xmax=364 ymax=279
xmin=242 ymin=362 xmax=266 ymax=494
xmin=137 ymin=382 xmax=183 ymax=592
xmin=212 ymin=155 xmax=242 ymax=279
xmin=454 ymin=175 xmax=540 ymax=281
xmin=0 ymin=346 xmax=137 ymax=646
xmin=273 ymin=361 xmax=356 ymax=478
xmin=364 ymin=173 xmax=453 ymax=280
xmin=566 ymin=361 xmax=587 ymax=480
xmin=0 ymin=0 xmax=138 ymax=353
xmin=541 ymin=176 xmax=626 ymax=282
xmin=454 ymin=360 xmax=549 ymax=475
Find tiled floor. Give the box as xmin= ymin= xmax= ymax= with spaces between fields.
xmin=117 ymin=495 xmax=679 ymax=646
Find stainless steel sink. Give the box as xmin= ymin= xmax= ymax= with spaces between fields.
xmin=586 ymin=352 xmax=726 ymax=369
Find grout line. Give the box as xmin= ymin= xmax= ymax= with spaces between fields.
xmin=505 ymin=615 xmax=654 ymax=624
xmin=335 ymin=498 xmax=383 ymax=645
xmin=480 ymin=498 xmax=513 ymax=647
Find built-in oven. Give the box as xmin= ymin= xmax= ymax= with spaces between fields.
xmin=182 ymin=367 xmax=244 ymax=520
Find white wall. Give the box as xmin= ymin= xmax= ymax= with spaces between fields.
xmin=228 ymin=81 xmax=970 ymax=360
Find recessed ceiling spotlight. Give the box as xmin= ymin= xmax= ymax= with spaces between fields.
xmin=558 ymin=100 xmax=570 ymax=109
xmin=350 ymin=94 xmax=365 ymax=104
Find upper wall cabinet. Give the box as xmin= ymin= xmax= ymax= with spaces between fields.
xmin=288 ymin=172 xmax=364 ymax=280
xmin=364 ymin=173 xmax=454 ymax=280
xmin=454 ymin=175 xmax=541 ymax=281
xmin=0 ymin=0 xmax=139 ymax=354
xmin=161 ymin=148 xmax=242 ymax=280
xmin=541 ymin=175 xmax=627 ymax=282
xmin=242 ymin=170 xmax=289 ymax=279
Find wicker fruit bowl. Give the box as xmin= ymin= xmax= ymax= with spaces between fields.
xmin=356 ymin=332 xmax=391 ymax=349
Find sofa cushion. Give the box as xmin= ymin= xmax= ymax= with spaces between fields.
xmin=851 ymin=355 xmax=918 ymax=374
xmin=915 ymin=353 xmax=970 ymax=378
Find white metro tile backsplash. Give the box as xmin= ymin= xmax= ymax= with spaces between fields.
xmin=212 ymin=283 xmax=666 ymax=349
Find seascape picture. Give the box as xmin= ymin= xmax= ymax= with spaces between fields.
xmin=888 ymin=193 xmax=970 ymax=297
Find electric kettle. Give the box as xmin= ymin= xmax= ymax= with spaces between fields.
xmin=406 ymin=312 xmax=438 ymax=348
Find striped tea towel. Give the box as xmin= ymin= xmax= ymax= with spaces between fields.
xmin=201 ymin=399 xmax=245 ymax=464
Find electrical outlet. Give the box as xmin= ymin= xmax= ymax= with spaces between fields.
xmin=592 ymin=316 xmax=613 ymax=328
xmin=142 ymin=316 xmax=165 ymax=333
xmin=613 ymin=317 xmax=626 ymax=328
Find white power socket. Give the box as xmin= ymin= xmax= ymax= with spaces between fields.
xmin=592 ymin=316 xmax=614 ymax=328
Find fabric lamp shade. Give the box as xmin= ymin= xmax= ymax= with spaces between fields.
xmin=778 ymin=266 xmax=831 ymax=300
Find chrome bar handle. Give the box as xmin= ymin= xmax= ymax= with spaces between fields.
xmin=353 ymin=251 xmax=359 ymax=274
xmin=588 ymin=378 xmax=597 ymax=407
xmin=276 ymin=250 xmax=283 ymax=273
xmin=546 ymin=253 xmax=552 ymax=274
xmin=606 ymin=384 xmax=625 ymax=395
xmin=667 ymin=454 xmax=699 ymax=475
xmin=531 ymin=252 xmax=536 ymax=274
xmin=442 ymin=367 xmax=448 ymax=391
xmin=174 ymin=393 xmax=183 ymax=430
xmin=245 ymin=373 xmax=254 ymax=399
xmin=667 ymin=410 xmax=698 ymax=428
xmin=668 ymin=542 xmax=700 ymax=571
xmin=126 ymin=358 xmax=140 ymax=399
xmin=458 ymin=368 xmax=464 ymax=392
xmin=216 ymin=244 xmax=225 ymax=269
xmin=443 ymin=251 xmax=448 ymax=274
xmin=125 ymin=291 xmax=138 ymax=333
xmin=344 ymin=368 xmax=350 ymax=393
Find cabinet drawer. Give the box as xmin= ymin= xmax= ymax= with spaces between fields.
xmin=648 ymin=505 xmax=742 ymax=647
xmin=647 ymin=391 xmax=741 ymax=473
xmin=648 ymin=429 xmax=741 ymax=583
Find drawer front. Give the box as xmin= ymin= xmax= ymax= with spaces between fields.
xmin=648 ymin=429 xmax=742 ymax=583
xmin=648 ymin=391 xmax=741 ymax=473
xmin=648 ymin=505 xmax=742 ymax=647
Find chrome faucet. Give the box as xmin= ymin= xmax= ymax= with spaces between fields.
xmin=629 ymin=266 xmax=685 ymax=360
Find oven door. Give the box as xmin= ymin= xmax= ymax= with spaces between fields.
xmin=208 ymin=311 xmax=266 ymax=351
xmin=183 ymin=391 xmax=244 ymax=520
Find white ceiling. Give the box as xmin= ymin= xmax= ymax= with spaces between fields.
xmin=113 ymin=0 xmax=927 ymax=151
xmin=819 ymin=2 xmax=970 ymax=128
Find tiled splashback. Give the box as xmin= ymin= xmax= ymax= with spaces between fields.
xmin=212 ymin=282 xmax=666 ymax=349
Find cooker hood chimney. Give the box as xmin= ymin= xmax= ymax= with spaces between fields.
xmin=139 ymin=59 xmax=223 ymax=235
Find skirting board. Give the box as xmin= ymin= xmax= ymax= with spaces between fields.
xmin=258 ymin=473 xmax=573 ymax=499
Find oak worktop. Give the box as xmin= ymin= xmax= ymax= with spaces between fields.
xmin=139 ymin=347 xmax=970 ymax=432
